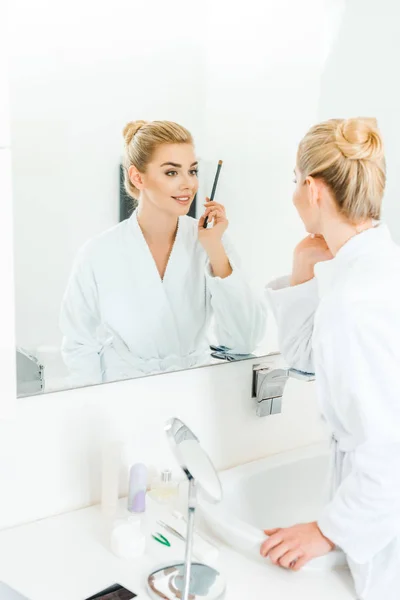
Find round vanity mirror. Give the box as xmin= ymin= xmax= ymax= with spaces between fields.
xmin=165 ymin=417 xmax=222 ymax=504
xmin=147 ymin=418 xmax=226 ymax=600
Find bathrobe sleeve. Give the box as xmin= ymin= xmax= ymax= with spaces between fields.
xmin=317 ymin=300 xmax=400 ymax=564
xmin=265 ymin=276 xmax=318 ymax=374
xmin=204 ymin=234 xmax=267 ymax=354
xmin=59 ymin=246 xmax=103 ymax=386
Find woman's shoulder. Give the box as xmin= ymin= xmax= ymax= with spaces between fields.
xmin=321 ymin=252 xmax=400 ymax=326
xmin=76 ymin=218 xmax=132 ymax=263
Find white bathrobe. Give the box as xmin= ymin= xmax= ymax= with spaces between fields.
xmin=266 ymin=224 xmax=400 ymax=600
xmin=60 ymin=211 xmax=267 ymax=386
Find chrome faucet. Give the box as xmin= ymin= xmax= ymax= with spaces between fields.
xmin=252 ymin=353 xmax=315 ymax=417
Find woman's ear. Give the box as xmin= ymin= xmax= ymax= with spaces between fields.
xmin=128 ymin=165 xmax=145 ymax=191
xmin=306 ymin=176 xmax=321 ymax=209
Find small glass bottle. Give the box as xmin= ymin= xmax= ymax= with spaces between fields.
xmin=149 ymin=469 xmax=179 ymax=505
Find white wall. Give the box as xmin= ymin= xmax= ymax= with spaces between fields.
xmin=318 ymin=0 xmax=400 ymax=242
xmin=0 ymin=356 xmax=328 ymax=530
xmin=0 ymin=0 xmax=10 ymax=148
xmin=0 ymin=0 xmax=16 ymax=419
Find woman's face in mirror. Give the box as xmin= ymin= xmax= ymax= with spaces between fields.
xmin=133 ymin=143 xmax=199 ymax=217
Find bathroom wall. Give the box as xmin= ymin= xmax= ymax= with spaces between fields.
xmin=0 ymin=0 xmax=16 ymax=420
xmin=318 ymin=0 xmax=400 ymax=242
xmin=0 ymin=357 xmax=329 ymax=530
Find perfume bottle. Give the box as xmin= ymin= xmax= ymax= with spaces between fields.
xmin=149 ymin=469 xmax=179 ymax=505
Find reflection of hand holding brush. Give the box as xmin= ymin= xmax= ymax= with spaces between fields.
xmin=203 ymin=160 xmax=223 ymax=228
xmin=198 ymin=159 xmax=231 ymax=277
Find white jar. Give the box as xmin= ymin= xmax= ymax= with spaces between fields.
xmin=110 ymin=515 xmax=146 ymax=559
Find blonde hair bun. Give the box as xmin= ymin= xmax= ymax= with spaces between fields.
xmin=123 ymin=120 xmax=148 ymax=145
xmin=335 ymin=117 xmax=383 ymax=161
xmin=297 ymin=117 xmax=386 ymax=222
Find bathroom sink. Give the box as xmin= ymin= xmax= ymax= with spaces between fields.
xmin=199 ymin=442 xmax=347 ymax=570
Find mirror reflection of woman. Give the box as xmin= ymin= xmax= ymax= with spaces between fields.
xmin=60 ymin=120 xmax=267 ymax=385
xmin=263 ymin=118 xmax=400 ymax=599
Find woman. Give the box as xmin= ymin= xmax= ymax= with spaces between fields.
xmin=60 ymin=120 xmax=266 ymax=385
xmin=262 ymin=118 xmax=400 ymax=599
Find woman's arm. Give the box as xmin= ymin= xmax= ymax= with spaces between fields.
xmin=204 ymin=241 xmax=267 ymax=354
xmin=205 ymin=241 xmax=232 ymax=279
xmin=265 ymin=234 xmax=332 ymax=373
xmin=198 ymin=200 xmax=267 ymax=353
xmin=266 ymin=276 xmax=318 ymax=373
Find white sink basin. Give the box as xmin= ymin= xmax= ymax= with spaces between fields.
xmin=200 ymin=442 xmax=347 ymax=570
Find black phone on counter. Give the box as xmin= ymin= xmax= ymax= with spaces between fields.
xmin=84 ymin=583 xmax=137 ymax=599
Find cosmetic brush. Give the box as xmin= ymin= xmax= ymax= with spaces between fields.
xmin=203 ymin=159 xmax=223 ymax=228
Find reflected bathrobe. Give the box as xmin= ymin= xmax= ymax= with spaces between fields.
xmin=60 ymin=211 xmax=267 ymax=386
xmin=266 ymin=224 xmax=400 ymax=599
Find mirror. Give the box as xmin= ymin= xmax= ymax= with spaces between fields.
xmin=10 ymin=0 xmax=400 ymax=397
xmin=165 ymin=417 xmax=222 ymax=504
xmin=147 ymin=418 xmax=225 ymax=600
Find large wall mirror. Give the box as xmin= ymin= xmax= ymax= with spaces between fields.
xmin=9 ymin=0 xmax=400 ymax=397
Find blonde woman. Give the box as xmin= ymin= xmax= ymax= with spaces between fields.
xmin=60 ymin=120 xmax=266 ymax=385
xmin=263 ymin=118 xmax=400 ymax=599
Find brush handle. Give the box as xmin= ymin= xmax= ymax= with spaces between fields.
xmin=203 ymin=162 xmax=223 ymax=228
xmin=210 ymin=163 xmax=222 ymax=201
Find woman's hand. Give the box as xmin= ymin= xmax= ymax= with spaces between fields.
xmin=260 ymin=522 xmax=335 ymax=571
xmin=291 ymin=234 xmax=333 ymax=286
xmin=198 ymin=199 xmax=229 ymax=252
xmin=198 ymin=199 xmax=232 ymax=278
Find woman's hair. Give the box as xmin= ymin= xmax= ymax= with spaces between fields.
xmin=122 ymin=120 xmax=194 ymax=200
xmin=297 ymin=117 xmax=386 ymax=222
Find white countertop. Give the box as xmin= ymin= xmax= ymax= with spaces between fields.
xmin=0 ymin=498 xmax=356 ymax=600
